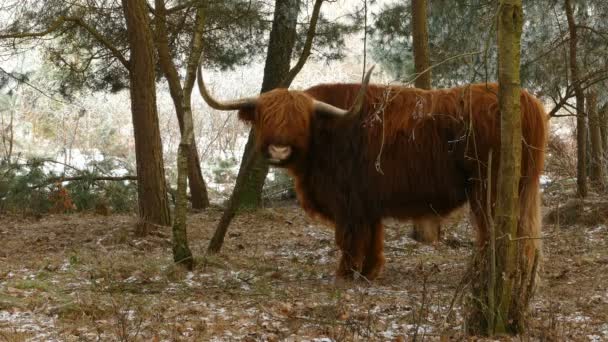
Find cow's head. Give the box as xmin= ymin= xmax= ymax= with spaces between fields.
xmin=197 ymin=63 xmax=374 ymax=166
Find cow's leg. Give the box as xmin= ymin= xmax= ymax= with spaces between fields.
xmin=335 ymin=225 xmax=369 ymax=280
xmin=411 ymin=217 xmax=442 ymax=243
xmin=361 ymin=221 xmax=385 ymax=280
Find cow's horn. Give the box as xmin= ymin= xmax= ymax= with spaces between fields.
xmin=197 ymin=59 xmax=258 ymax=111
xmin=314 ymin=65 xmax=375 ymax=117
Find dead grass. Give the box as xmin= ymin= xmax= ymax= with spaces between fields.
xmin=0 ymin=200 xmax=606 ymax=341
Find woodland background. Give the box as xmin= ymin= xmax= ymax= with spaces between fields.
xmin=0 ymin=0 xmax=607 ymax=340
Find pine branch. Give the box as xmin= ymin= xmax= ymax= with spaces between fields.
xmin=0 ymin=16 xmax=130 ymax=70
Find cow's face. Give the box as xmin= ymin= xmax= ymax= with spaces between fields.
xmin=196 ymin=62 xmax=374 ymax=168
xmin=237 ymin=89 xmax=313 ymax=167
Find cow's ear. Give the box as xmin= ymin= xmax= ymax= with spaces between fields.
xmin=238 ymin=108 xmax=256 ymax=122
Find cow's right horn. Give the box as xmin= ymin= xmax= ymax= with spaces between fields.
xmin=197 ymin=59 xmax=258 ymax=111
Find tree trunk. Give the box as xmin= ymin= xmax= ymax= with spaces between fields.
xmin=493 ymin=2 xmax=524 ymax=333
xmin=565 ymin=0 xmax=587 ymax=198
xmin=122 ymin=0 xmax=171 ymax=234
xmin=410 ymin=0 xmax=439 ymax=243
xmin=235 ymin=0 xmax=301 ymax=209
xmin=156 ymin=0 xmax=210 ymax=269
xmin=600 ymin=104 xmax=608 ymax=163
xmin=173 ymin=141 xmax=194 ymax=269
xmin=468 ymin=0 xmax=533 ymax=335
xmin=411 ymin=0 xmax=431 ymax=89
xmin=587 ymin=89 xmax=605 ymax=191
xmin=208 ymin=0 xmax=305 ymax=253
xmin=154 ymin=0 xmax=209 ymax=210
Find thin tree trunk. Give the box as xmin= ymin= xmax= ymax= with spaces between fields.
xmin=122 ymin=0 xmax=171 ymax=234
xmin=600 ymin=104 xmax=608 ymax=163
xmin=493 ymin=2 xmax=524 ymax=332
xmin=565 ymin=0 xmax=588 ymax=198
xmin=156 ymin=0 xmax=208 ymax=269
xmin=208 ymin=0 xmax=325 ymax=254
xmin=587 ymin=89 xmax=605 ymax=191
xmin=154 ymin=0 xmax=209 ymax=210
xmin=411 ymin=0 xmax=431 ymax=89
xmin=410 ymin=0 xmax=439 ymax=243
xmin=173 ymin=141 xmax=194 ymax=268
xmin=7 ymin=106 xmax=14 ymax=164
xmin=468 ymin=0 xmax=527 ymax=335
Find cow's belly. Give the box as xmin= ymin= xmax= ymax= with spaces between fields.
xmin=379 ymin=172 xmax=469 ymax=220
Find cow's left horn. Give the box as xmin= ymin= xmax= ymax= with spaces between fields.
xmin=314 ymin=65 xmax=375 ymax=117
xmin=197 ymin=59 xmax=258 ymax=111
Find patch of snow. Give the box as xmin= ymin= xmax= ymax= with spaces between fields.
xmin=405 ymin=323 xmax=434 ymax=335
xmin=184 ymin=272 xmax=202 ymax=288
xmin=59 ymin=261 xmax=70 ymax=271
xmin=381 ymin=328 xmax=396 ymax=339
xmin=587 ymin=225 xmax=606 ymax=238
xmin=559 ymin=312 xmax=591 ymax=323
xmin=0 ymin=310 xmax=56 ymax=340
xmin=602 ymin=323 xmax=608 ymax=337
xmin=124 ymin=275 xmax=138 ymax=283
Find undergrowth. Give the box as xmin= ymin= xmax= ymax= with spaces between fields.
xmin=0 ymin=158 xmax=137 ymax=216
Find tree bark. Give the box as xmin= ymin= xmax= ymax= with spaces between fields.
xmin=411 ymin=0 xmax=431 ymax=89
xmin=122 ymin=0 xmax=171 ymax=234
xmin=468 ymin=0 xmax=529 ymax=335
xmin=173 ymin=141 xmax=194 ymax=269
xmin=587 ymin=89 xmax=605 ymax=191
xmin=154 ymin=0 xmax=210 ymax=210
xmin=494 ymin=2 xmax=524 ymax=333
xmin=565 ymin=0 xmax=588 ymax=198
xmin=600 ymin=104 xmax=608 ymax=163
xmin=410 ymin=0 xmax=440 ymax=243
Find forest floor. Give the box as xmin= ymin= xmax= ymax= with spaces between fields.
xmin=0 ymin=195 xmax=607 ymax=341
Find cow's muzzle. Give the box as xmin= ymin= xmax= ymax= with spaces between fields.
xmin=267 ymin=145 xmax=292 ymax=164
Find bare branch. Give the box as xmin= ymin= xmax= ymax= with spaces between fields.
xmin=404 ymin=51 xmax=482 ymax=86
xmin=0 ymin=66 xmax=80 ymax=108
xmin=0 ymin=15 xmax=68 ymax=39
xmin=280 ymin=0 xmax=324 ymax=87
xmin=64 ymin=17 xmax=130 ymax=70
xmin=576 ymin=24 xmax=608 ymax=41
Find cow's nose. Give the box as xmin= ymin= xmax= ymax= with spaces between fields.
xmin=268 ymin=145 xmax=292 ymax=160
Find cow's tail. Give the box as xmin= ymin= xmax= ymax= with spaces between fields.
xmin=513 ymin=90 xmax=547 ymax=314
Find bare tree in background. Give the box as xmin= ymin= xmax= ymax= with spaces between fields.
xmin=154 ymin=0 xmax=210 ymax=210
xmin=587 ymin=88 xmax=605 ymax=190
xmin=600 ymin=104 xmax=608 ymax=162
xmin=409 ymin=0 xmax=442 ymax=244
xmin=167 ymin=3 xmax=210 ymax=269
xmin=565 ymin=0 xmax=588 ymax=197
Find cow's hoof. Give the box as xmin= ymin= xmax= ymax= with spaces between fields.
xmin=333 ymin=272 xmax=355 ymax=287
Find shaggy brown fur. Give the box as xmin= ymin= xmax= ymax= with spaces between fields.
xmin=238 ymin=82 xmax=547 ymax=280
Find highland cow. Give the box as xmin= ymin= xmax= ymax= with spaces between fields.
xmin=197 ymin=65 xmax=547 ymax=281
